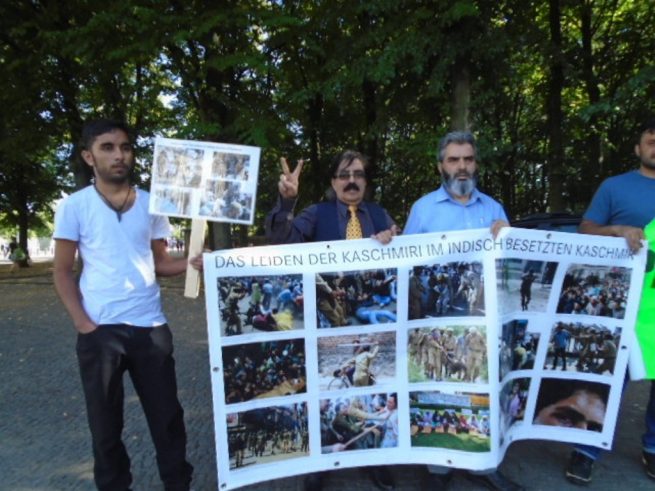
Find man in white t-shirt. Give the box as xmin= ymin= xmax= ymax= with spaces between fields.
xmin=53 ymin=119 xmax=199 ymax=491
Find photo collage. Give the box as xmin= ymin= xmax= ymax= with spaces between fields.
xmin=496 ymin=258 xmax=632 ymax=444
xmin=217 ymin=260 xmax=503 ymax=470
xmin=149 ymin=137 xmax=260 ymax=224
xmin=204 ymin=230 xmax=642 ymax=488
xmin=218 ymin=268 xmax=401 ymax=469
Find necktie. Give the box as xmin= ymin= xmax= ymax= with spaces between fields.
xmin=346 ymin=205 xmax=363 ymax=239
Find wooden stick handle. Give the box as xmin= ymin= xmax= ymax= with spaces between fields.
xmin=184 ymin=219 xmax=206 ymax=298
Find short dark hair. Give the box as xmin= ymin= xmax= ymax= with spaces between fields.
xmin=329 ymin=150 xmax=370 ymax=178
xmin=638 ymin=117 xmax=655 ymax=141
xmin=438 ymin=131 xmax=478 ymax=162
xmin=80 ymin=119 xmax=132 ymax=150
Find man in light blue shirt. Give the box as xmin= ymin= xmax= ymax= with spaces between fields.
xmin=404 ymin=131 xmax=507 ymax=236
xmin=404 ymin=131 xmax=520 ymax=491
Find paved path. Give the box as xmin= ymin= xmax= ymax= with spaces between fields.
xmin=1 ymin=263 xmax=654 ymax=490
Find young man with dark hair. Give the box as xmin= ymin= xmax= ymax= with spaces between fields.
xmin=53 ymin=119 xmax=197 ymax=491
xmin=566 ymin=117 xmax=655 ymax=485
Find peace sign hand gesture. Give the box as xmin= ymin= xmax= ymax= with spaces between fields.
xmin=278 ymin=157 xmax=304 ymax=199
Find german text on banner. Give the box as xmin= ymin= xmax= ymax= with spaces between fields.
xmin=202 ymin=227 xmax=646 ymax=490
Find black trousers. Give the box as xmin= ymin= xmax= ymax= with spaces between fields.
xmin=76 ymin=324 xmax=193 ymax=491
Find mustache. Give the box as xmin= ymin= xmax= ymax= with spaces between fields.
xmin=344 ymin=182 xmax=360 ymax=192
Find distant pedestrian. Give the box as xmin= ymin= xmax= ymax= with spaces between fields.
xmin=8 ymin=236 xmax=27 ymax=272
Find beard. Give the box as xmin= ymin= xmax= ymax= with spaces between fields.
xmin=640 ymin=155 xmax=655 ymax=170
xmin=90 ymin=157 xmax=132 ymax=185
xmin=95 ymin=167 xmax=131 ymax=184
xmin=442 ymin=169 xmax=478 ymax=197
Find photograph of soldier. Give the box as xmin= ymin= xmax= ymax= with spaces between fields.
xmin=408 ymin=325 xmax=488 ymax=383
xmin=153 ymin=146 xmax=184 ymax=185
xmin=543 ymin=321 xmax=621 ymax=375
xmin=227 ymin=402 xmax=308 ymax=469
xmin=152 ymin=187 xmax=192 ymax=216
xmin=319 ymin=393 xmax=398 ymax=453
xmin=211 ymin=151 xmax=228 ymax=177
xmin=211 ymin=151 xmax=251 ymax=181
xmin=176 ymin=148 xmax=203 ymax=188
xmin=533 ymin=378 xmax=610 ymax=433
xmin=409 ymin=391 xmax=491 ymax=452
xmin=217 ymin=274 xmax=304 ymax=336
xmin=556 ymin=264 xmax=631 ymax=319
xmin=499 ymin=319 xmax=540 ymax=380
xmin=199 ymin=180 xmax=253 ymax=222
xmin=314 ymin=269 xmax=397 ymax=328
xmin=222 ymin=339 xmax=306 ymax=403
xmin=198 ymin=179 xmax=228 ymax=218
xmin=499 ymin=378 xmax=531 ymax=433
xmin=496 ymin=259 xmax=557 ymax=314
xmin=317 ymin=333 xmax=396 ymax=391
xmin=408 ymin=261 xmax=484 ymax=319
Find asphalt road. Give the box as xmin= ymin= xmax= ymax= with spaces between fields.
xmin=1 ymin=261 xmax=654 ymax=490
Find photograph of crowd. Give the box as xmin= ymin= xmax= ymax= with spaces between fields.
xmin=500 ymin=378 xmax=531 ymax=433
xmin=409 ymin=391 xmax=491 ymax=452
xmin=218 ymin=274 xmax=303 ymax=336
xmin=211 ymin=151 xmax=251 ymax=181
xmin=153 ymin=146 xmax=204 ymax=188
xmin=408 ymin=262 xmax=485 ymax=319
xmin=199 ymin=180 xmax=253 ymax=222
xmin=152 ymin=187 xmax=192 ymax=216
xmin=315 ymin=269 xmax=397 ymax=328
xmin=499 ymin=319 xmax=539 ymax=380
xmin=533 ymin=378 xmax=610 ymax=433
xmin=317 ymin=333 xmax=396 ymax=391
xmin=222 ymin=339 xmax=306 ymax=403
xmin=544 ymin=321 xmax=621 ymax=375
xmin=319 ymin=393 xmax=398 ymax=453
xmin=556 ymin=264 xmax=631 ymax=319
xmin=227 ymin=403 xmax=308 ymax=469
xmin=496 ymin=259 xmax=557 ymax=314
xmin=408 ymin=325 xmax=488 ymax=383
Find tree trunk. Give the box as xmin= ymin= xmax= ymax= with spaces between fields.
xmin=546 ymin=0 xmax=566 ymax=211
xmin=451 ymin=63 xmax=471 ymax=132
xmin=362 ymin=77 xmax=380 ymax=201
xmin=208 ymin=223 xmax=232 ymax=251
xmin=579 ymin=0 xmax=603 ymax=199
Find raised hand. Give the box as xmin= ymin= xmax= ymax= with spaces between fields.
xmin=278 ymin=157 xmax=304 ymax=199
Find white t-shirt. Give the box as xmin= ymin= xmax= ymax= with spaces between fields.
xmin=54 ymin=186 xmax=170 ymax=326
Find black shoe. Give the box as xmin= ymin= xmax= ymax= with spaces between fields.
xmin=466 ymin=470 xmax=524 ymax=491
xmin=565 ymin=451 xmax=594 ymax=485
xmin=424 ymin=470 xmax=453 ymax=489
xmin=304 ymin=472 xmax=324 ymax=491
xmin=369 ymin=466 xmax=395 ymax=490
xmin=642 ymin=451 xmax=655 ymax=480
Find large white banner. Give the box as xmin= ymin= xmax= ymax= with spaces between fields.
xmin=202 ymin=227 xmax=646 ymax=490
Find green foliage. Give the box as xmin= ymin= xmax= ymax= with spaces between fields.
xmin=1 ymin=0 xmax=654 ymax=243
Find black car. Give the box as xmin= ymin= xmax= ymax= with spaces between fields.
xmin=511 ymin=212 xmax=581 ymax=234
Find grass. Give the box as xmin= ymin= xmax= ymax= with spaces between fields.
xmin=411 ymin=431 xmax=490 ymax=452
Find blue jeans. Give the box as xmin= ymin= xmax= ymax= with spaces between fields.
xmin=576 ymin=380 xmax=655 ymax=460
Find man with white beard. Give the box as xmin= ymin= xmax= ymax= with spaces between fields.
xmin=404 ymin=131 xmax=520 ymax=491
xmin=404 ymin=131 xmax=507 ymax=236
